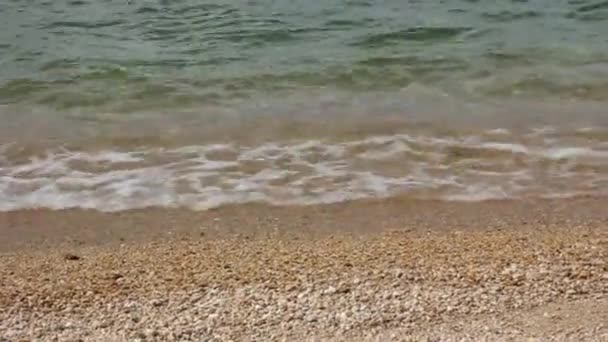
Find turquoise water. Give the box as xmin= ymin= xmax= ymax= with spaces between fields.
xmin=1 ymin=0 xmax=608 ymax=210
xmin=2 ymin=0 xmax=608 ymax=109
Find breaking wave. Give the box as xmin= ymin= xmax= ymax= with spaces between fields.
xmin=2 ymin=127 xmax=607 ymax=211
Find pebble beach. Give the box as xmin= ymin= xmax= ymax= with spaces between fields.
xmin=1 ymin=197 xmax=607 ymax=341
xmin=3 ymin=1 xmax=608 ymax=341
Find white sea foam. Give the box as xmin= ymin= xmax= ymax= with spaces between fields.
xmin=1 ymin=128 xmax=607 ymax=211
xmin=544 ymin=147 xmax=608 ymax=160
xmin=480 ymin=143 xmax=529 ymax=154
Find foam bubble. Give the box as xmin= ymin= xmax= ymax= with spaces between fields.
xmin=544 ymin=147 xmax=608 ymax=160
xmin=1 ymin=128 xmax=607 ymax=211
xmin=480 ymin=142 xmax=529 ymax=154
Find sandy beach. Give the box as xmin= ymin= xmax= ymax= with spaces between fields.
xmin=1 ymin=197 xmax=607 ymax=341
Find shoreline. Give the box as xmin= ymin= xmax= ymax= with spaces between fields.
xmin=1 ymin=195 xmax=608 ymax=252
xmin=1 ymin=196 xmax=607 ymax=340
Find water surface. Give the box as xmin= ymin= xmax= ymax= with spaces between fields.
xmin=1 ymin=0 xmax=608 ymax=210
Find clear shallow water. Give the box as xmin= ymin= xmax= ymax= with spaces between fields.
xmin=1 ymin=0 xmax=608 ymax=210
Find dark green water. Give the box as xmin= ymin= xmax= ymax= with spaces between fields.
xmin=1 ymin=0 xmax=608 ymax=210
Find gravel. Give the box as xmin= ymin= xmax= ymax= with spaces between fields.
xmin=1 ymin=225 xmax=606 ymax=341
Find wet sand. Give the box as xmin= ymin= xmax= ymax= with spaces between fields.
xmin=1 ymin=197 xmax=607 ymax=341
xmin=2 ymin=195 xmax=608 ymax=251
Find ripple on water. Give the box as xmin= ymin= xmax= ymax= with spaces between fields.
xmin=350 ymin=27 xmax=472 ymax=47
